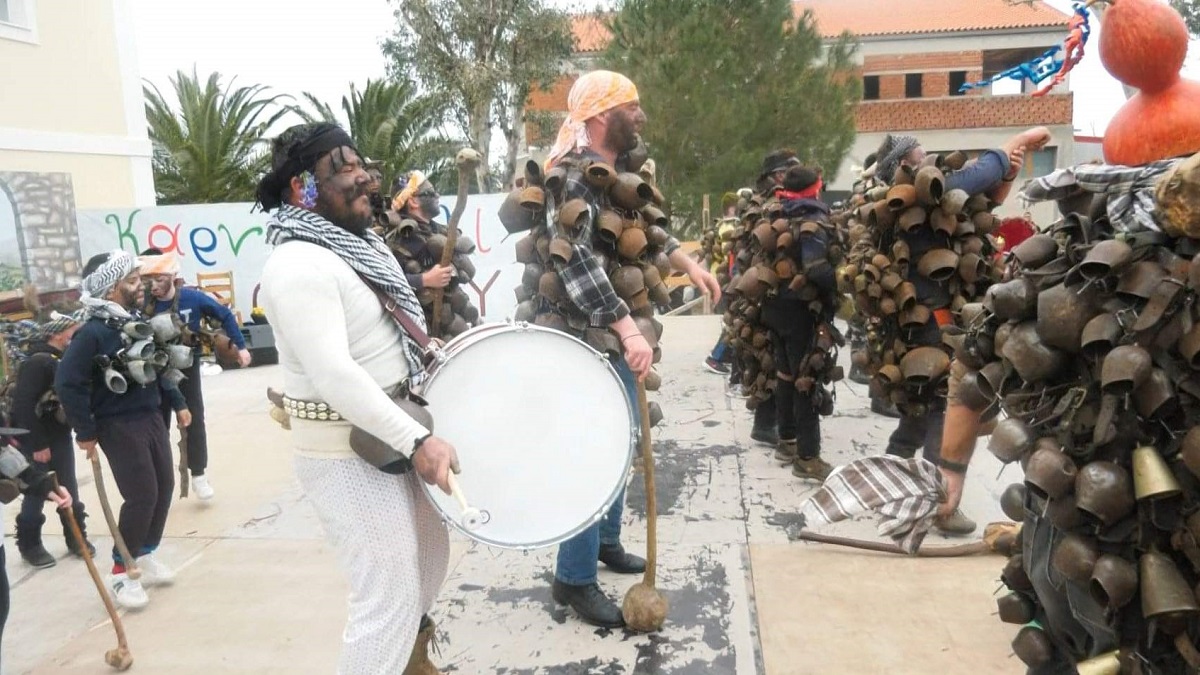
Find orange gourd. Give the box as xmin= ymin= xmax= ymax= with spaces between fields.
xmin=1098 ymin=0 xmax=1189 ymax=94
xmin=1104 ymin=79 xmax=1200 ymax=166
xmin=1098 ymin=0 xmax=1200 ymax=165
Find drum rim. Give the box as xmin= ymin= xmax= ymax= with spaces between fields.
xmin=419 ymin=320 xmax=637 ymax=550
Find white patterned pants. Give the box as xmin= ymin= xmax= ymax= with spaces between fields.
xmin=294 ymin=456 xmax=450 ymax=675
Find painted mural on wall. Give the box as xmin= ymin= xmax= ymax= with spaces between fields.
xmin=77 ymin=194 xmax=519 ymax=321
xmin=0 ymin=172 xmax=84 ymax=293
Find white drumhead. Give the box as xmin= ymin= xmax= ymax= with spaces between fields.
xmin=420 ymin=323 xmax=634 ymax=549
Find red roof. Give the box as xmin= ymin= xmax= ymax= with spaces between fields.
xmin=571 ymin=1 xmax=1068 ymax=51
xmin=804 ymin=0 xmax=1069 ymax=38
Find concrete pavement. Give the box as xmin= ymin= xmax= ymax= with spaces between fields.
xmin=4 ymin=315 xmax=1021 ymax=674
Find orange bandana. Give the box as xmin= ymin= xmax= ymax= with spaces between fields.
xmin=139 ymin=252 xmax=180 ymax=277
xmin=546 ymin=70 xmax=639 ymax=168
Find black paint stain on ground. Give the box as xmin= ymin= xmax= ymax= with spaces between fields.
xmin=493 ymin=657 xmax=628 ymax=674
xmin=625 ymin=441 xmax=740 ymax=518
xmin=765 ymin=511 xmax=808 ymax=540
xmin=624 ymin=549 xmax=738 ymax=674
xmin=702 ymin=420 xmax=720 ymax=427
xmin=480 ymin=570 xmax=567 ymax=623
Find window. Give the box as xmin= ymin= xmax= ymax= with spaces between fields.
xmin=949 ymin=71 xmax=967 ymax=97
xmin=0 ymin=0 xmax=37 ymax=44
xmin=862 ymin=75 xmax=880 ymax=101
xmin=905 ymin=73 xmax=923 ymax=98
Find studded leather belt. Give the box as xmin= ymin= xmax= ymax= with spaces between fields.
xmin=281 ymin=396 xmax=344 ymax=421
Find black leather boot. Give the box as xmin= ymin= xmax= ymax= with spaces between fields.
xmin=61 ymin=508 xmax=95 ymax=557
xmin=598 ymin=543 xmax=645 ymax=574
xmin=16 ymin=513 xmax=54 ymax=569
xmin=750 ymin=396 xmax=778 ymax=445
xmin=551 ymin=580 xmax=625 ymax=628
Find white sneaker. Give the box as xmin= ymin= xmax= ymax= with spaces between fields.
xmin=136 ymin=554 xmax=176 ymax=586
xmin=191 ymin=475 xmax=214 ymax=501
xmin=109 ymin=574 xmax=149 ymax=609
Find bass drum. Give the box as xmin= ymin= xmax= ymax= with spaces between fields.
xmin=419 ymin=322 xmax=635 ymax=550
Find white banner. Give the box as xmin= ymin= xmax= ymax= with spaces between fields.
xmin=77 ymin=194 xmax=519 ymax=322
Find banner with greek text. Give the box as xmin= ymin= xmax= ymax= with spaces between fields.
xmin=77 ymin=194 xmax=519 ymax=323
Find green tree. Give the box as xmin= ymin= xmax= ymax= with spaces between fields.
xmin=144 ymin=70 xmax=292 ymax=205
xmin=381 ymin=0 xmax=575 ymax=190
xmin=296 ymin=78 xmax=460 ymax=192
xmin=602 ymin=0 xmax=860 ymax=235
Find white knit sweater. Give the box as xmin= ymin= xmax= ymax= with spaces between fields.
xmin=259 ymin=241 xmax=429 ymax=460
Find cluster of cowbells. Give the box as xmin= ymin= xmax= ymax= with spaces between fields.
xmin=381 ymin=213 xmax=482 ymax=339
xmin=96 ymin=314 xmax=193 ymax=395
xmin=701 ymin=216 xmax=738 ymax=290
xmin=838 ymin=150 xmax=1002 ymax=416
xmin=947 ymin=198 xmax=1200 ymax=671
xmin=498 ymin=153 xmax=669 ymax=399
xmin=721 ymin=191 xmax=847 ymax=411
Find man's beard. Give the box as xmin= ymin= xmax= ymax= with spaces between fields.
xmin=116 ymin=286 xmax=140 ymax=309
xmin=605 ymin=112 xmax=638 ymax=155
xmin=315 ymin=187 xmax=373 ymax=235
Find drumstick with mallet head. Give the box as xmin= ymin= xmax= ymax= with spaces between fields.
xmin=446 ymin=472 xmax=484 ymax=530
xmin=53 ymin=474 xmax=134 ymax=671
xmin=622 ymin=380 xmax=668 ymax=631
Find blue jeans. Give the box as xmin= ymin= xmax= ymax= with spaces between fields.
xmin=709 ymin=338 xmax=728 ymax=362
xmin=555 ymin=357 xmax=638 ymax=585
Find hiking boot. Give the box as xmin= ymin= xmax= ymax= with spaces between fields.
xmin=793 ymin=456 xmax=834 ymax=482
xmin=403 ymin=614 xmax=445 ymax=675
xmin=703 ymin=357 xmax=730 ymax=375
xmin=935 ymin=509 xmax=978 ymax=536
xmin=871 ymin=397 xmax=901 ymax=418
xmin=775 ymin=438 xmax=798 ymax=463
xmin=136 ymin=554 xmax=176 ymax=586
xmin=109 ymin=574 xmax=149 ymax=610
xmin=551 ymin=580 xmax=624 ymax=628
xmin=19 ymin=544 xmax=55 ymax=569
xmin=750 ymin=426 xmax=778 ymax=446
xmin=598 ymin=543 xmax=645 ymax=574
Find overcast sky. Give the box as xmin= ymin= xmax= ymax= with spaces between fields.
xmin=131 ymin=0 xmax=1198 ymax=140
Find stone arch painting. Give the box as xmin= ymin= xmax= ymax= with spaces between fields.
xmin=0 ymin=172 xmax=83 ymax=295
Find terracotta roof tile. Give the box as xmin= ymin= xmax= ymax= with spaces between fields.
xmin=571 ymin=14 xmax=611 ymax=53
xmin=802 ymin=0 xmax=1069 ymax=38
xmin=570 ymin=1 xmax=1068 ymax=52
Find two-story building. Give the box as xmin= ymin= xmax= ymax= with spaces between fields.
xmin=0 ymin=0 xmax=151 ymax=303
xmin=0 ymin=0 xmax=153 ymax=208
xmin=526 ymin=0 xmax=1075 ymax=218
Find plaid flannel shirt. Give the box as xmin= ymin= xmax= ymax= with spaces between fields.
xmin=1020 ymin=159 xmax=1183 ymax=233
xmin=548 ymin=149 xmax=681 ymax=327
xmin=800 ymin=455 xmax=948 ymax=554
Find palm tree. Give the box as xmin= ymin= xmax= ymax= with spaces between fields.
xmin=297 ymin=78 xmax=461 ymax=193
xmin=145 ymin=69 xmax=293 ymax=204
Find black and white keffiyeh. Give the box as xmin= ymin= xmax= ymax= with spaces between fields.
xmin=80 ymin=250 xmax=136 ymax=321
xmin=265 ymin=205 xmax=429 ymax=380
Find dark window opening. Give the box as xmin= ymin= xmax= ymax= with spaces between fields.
xmin=905 ymin=73 xmax=923 ymax=98
xmin=949 ymin=71 xmax=967 ymax=96
xmin=863 ymin=75 xmax=880 ymax=100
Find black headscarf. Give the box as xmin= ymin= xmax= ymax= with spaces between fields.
xmin=256 ymin=123 xmax=358 ymax=211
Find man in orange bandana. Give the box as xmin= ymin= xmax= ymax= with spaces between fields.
xmin=539 ymin=70 xmax=722 ymax=629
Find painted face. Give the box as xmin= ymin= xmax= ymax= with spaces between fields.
xmin=147 ymin=274 xmax=176 ymax=300
xmin=604 ymin=101 xmax=646 ymax=155
xmin=313 ymin=146 xmax=373 ymax=234
xmin=414 ymin=182 xmax=441 ymax=220
xmin=109 ymin=272 xmax=144 ymax=309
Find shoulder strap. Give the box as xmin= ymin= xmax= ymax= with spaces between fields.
xmin=355 ymin=273 xmax=432 ymax=350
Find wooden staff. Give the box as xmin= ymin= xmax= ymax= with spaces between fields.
xmin=431 ymin=148 xmax=482 ymax=337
